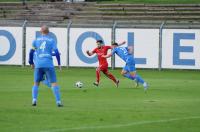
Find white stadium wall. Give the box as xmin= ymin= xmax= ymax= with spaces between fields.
xmin=0 ymin=26 xmax=200 ymax=70
xmin=0 ymin=27 xmax=22 ymax=65
xmin=115 ymin=29 xmax=159 ymax=68
xmin=25 ymin=27 xmax=68 ymax=66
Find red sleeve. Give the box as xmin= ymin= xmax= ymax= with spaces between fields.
xmin=105 ymin=46 xmax=112 ymax=50
xmin=92 ymin=48 xmax=97 ymax=53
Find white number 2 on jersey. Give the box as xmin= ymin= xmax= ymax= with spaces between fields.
xmin=120 ymin=47 xmax=128 ymax=55
xmin=40 ymin=41 xmax=46 ymax=52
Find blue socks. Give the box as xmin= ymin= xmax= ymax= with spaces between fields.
xmin=124 ymin=73 xmax=136 ymax=80
xmin=135 ymin=75 xmax=145 ymax=84
xmin=32 ymin=85 xmax=62 ymax=105
xmin=52 ymin=86 xmax=61 ymax=104
xmin=123 ymin=73 xmax=144 ymax=84
xmin=32 ymin=85 xmax=38 ymax=101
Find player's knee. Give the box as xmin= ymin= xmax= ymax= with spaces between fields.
xmin=96 ymin=67 xmax=100 ymax=71
xmin=121 ymin=71 xmax=126 ymax=76
xmin=103 ymin=70 xmax=108 ymax=74
xmin=34 ymin=82 xmax=39 ymax=86
xmin=130 ymin=72 xmax=136 ymax=77
xmin=51 ymin=82 xmax=58 ymax=87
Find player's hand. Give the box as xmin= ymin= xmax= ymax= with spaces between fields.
xmin=31 ymin=64 xmax=34 ymax=69
xmin=119 ymin=41 xmax=126 ymax=46
xmin=86 ymin=50 xmax=90 ymax=56
xmin=58 ymin=65 xmax=62 ymax=71
xmin=122 ymin=41 xmax=126 ymax=44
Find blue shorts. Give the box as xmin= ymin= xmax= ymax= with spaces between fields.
xmin=34 ymin=68 xmax=57 ymax=83
xmin=123 ymin=56 xmax=136 ymax=72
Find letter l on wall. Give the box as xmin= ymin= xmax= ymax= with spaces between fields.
xmin=128 ymin=32 xmax=146 ymax=64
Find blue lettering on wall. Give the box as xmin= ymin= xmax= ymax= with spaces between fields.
xmin=76 ymin=31 xmax=103 ymax=64
xmin=173 ymin=33 xmax=195 ymax=66
xmin=128 ymin=32 xmax=146 ymax=64
xmin=0 ymin=30 xmax=16 ymax=61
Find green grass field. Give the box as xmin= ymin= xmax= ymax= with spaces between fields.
xmin=0 ymin=66 xmax=200 ymax=132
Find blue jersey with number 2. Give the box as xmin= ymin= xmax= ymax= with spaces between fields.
xmin=112 ymin=47 xmax=133 ymax=62
xmin=112 ymin=47 xmax=136 ymax=72
xmin=33 ymin=35 xmax=57 ymax=68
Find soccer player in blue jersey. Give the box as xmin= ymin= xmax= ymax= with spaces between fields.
xmin=103 ymin=42 xmax=148 ymax=91
xmin=29 ymin=25 xmax=63 ymax=107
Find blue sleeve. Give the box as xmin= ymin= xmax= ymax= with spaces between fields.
xmin=52 ymin=39 xmax=57 ymax=50
xmin=111 ymin=48 xmax=116 ymax=55
xmin=54 ymin=49 xmax=61 ymax=65
xmin=29 ymin=49 xmax=35 ymax=65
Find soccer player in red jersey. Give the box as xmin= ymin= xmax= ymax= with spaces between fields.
xmin=86 ymin=40 xmax=119 ymax=87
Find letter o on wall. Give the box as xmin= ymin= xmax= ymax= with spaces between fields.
xmin=75 ymin=31 xmax=104 ymax=64
xmin=0 ymin=30 xmax=16 ymax=61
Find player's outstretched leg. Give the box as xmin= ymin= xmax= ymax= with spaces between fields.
xmin=52 ymin=85 xmax=63 ymax=107
xmin=121 ymin=66 xmax=139 ymax=87
xmin=123 ymin=73 xmax=148 ymax=90
xmin=135 ymin=74 xmax=148 ymax=91
xmin=94 ymin=68 xmax=100 ymax=87
xmin=123 ymin=73 xmax=135 ymax=80
xmin=123 ymin=73 xmax=139 ymax=87
xmin=135 ymin=74 xmax=144 ymax=84
xmin=116 ymin=80 xmax=119 ymax=88
xmin=104 ymin=71 xmax=119 ymax=87
xmin=143 ymin=82 xmax=149 ymax=92
xmin=32 ymin=85 xmax=38 ymax=106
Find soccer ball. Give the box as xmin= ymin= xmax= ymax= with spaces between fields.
xmin=75 ymin=81 xmax=83 ymax=88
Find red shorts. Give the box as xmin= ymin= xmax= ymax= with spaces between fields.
xmin=97 ymin=63 xmax=108 ymax=72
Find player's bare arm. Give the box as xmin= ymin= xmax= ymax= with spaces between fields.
xmin=118 ymin=41 xmax=126 ymax=46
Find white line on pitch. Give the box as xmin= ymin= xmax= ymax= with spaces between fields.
xmin=40 ymin=116 xmax=200 ymax=132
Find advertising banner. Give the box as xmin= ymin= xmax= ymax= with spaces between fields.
xmin=0 ymin=27 xmax=22 ymax=65
xmin=162 ymin=29 xmax=200 ymax=69
xmin=115 ymin=29 xmax=159 ymax=68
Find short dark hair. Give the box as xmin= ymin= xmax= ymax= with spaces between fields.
xmin=96 ymin=40 xmax=103 ymax=44
xmin=111 ymin=42 xmax=118 ymax=46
